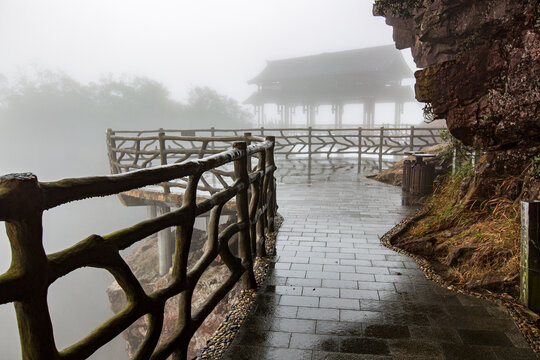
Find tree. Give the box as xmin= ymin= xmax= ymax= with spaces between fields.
xmin=184 ymin=86 xmax=253 ymax=128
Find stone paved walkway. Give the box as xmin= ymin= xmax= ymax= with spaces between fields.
xmin=222 ymin=163 xmax=536 ymax=360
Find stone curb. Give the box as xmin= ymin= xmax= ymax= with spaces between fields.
xmin=379 ymin=207 xmax=540 ymax=357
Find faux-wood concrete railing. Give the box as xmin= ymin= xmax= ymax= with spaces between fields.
xmin=107 ymin=126 xmax=444 ymax=173
xmin=0 ymin=138 xmax=277 ymax=360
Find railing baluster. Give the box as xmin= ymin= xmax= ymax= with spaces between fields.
xmin=265 ymin=136 xmax=277 ymax=233
xmin=379 ymin=127 xmax=384 ymax=172
xmin=233 ymin=142 xmax=257 ymax=290
xmin=107 ymin=128 xmax=119 ymax=174
xmin=1 ymin=174 xmax=59 ymax=359
xmin=256 ymin=150 xmax=267 ymax=257
xmin=158 ymin=128 xmax=170 ymax=194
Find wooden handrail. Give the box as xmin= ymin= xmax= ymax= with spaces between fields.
xmin=0 ymin=137 xmax=277 ymax=360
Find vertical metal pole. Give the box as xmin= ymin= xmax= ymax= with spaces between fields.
xmin=233 ymin=142 xmax=257 ymax=290
xmin=357 ymin=127 xmax=362 ymax=173
xmin=409 ymin=125 xmax=415 ymax=152
xmin=379 ymin=127 xmax=384 ymax=172
xmin=521 ymin=201 xmax=540 ymax=313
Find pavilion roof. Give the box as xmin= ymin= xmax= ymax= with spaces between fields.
xmin=248 ymin=45 xmax=413 ymax=84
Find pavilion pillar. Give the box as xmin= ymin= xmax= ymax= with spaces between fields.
xmin=280 ymin=105 xmax=291 ymax=127
xmin=394 ymin=102 xmax=403 ymax=127
xmin=363 ymin=100 xmax=375 ymax=128
xmin=333 ymin=103 xmax=343 ymax=128
xmin=304 ymin=105 xmax=316 ymax=127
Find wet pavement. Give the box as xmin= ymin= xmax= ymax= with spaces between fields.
xmin=222 ymin=160 xmax=536 ymax=360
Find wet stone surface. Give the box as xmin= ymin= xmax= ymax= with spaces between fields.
xmin=221 ymin=161 xmax=536 ymax=360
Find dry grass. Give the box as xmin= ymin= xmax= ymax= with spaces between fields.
xmin=403 ymin=171 xmax=521 ymax=294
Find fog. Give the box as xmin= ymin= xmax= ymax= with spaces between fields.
xmin=0 ymin=1 xmax=420 ymax=358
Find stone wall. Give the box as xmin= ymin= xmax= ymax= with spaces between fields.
xmin=374 ymin=0 xmax=540 ymax=200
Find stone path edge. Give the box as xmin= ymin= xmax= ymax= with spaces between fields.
xmin=195 ymin=215 xmax=284 ymax=359
xmin=379 ymin=206 xmax=540 ymax=357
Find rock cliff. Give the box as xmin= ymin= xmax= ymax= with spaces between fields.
xmin=374 ymin=0 xmax=540 ymax=201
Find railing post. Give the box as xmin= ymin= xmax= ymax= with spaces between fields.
xmin=409 ymin=125 xmax=415 ymax=152
xmin=265 ymin=136 xmax=277 ymax=233
xmin=260 ymin=126 xmax=265 ymax=137
xmin=379 ymin=127 xmax=384 ymax=172
xmin=520 ymin=200 xmax=540 ymax=313
xmin=244 ymin=132 xmax=252 ymax=172
xmin=255 ymin=150 xmax=267 ymax=257
xmin=1 ymin=174 xmax=58 ymax=359
xmin=158 ymin=128 xmax=170 ymax=194
xmin=233 ymin=142 xmax=257 ymax=290
xmin=106 ymin=128 xmax=119 ymax=174
xmin=308 ymin=127 xmax=312 ymax=179
xmin=357 ymin=127 xmax=362 ymax=173
xmin=210 ymin=126 xmax=215 ymax=151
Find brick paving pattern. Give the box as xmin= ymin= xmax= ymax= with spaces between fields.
xmin=222 ymin=163 xmax=536 ymax=360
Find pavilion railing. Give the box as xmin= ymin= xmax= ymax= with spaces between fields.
xmin=0 ymin=137 xmax=277 ymax=360
xmin=108 ymin=126 xmax=444 ymax=173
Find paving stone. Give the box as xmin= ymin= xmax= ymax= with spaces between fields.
xmin=439 ymin=343 xmax=497 ymax=360
xmin=233 ymin=330 xmax=291 ymax=347
xmin=270 ymin=318 xmax=316 ymax=333
xmin=408 ymin=326 xmax=462 ymax=344
xmin=320 ymin=297 xmax=360 ymax=310
xmin=286 ymin=277 xmax=322 ymax=287
xmin=387 ymin=339 xmax=441 ymax=358
xmin=458 ymin=329 xmax=513 ymax=347
xmin=302 ymin=287 xmax=340 ymax=298
xmin=313 ymin=351 xmax=393 ymax=359
xmin=280 ymin=295 xmax=319 ymax=307
xmin=289 ymin=333 xmax=339 ymax=351
xmin=223 ymin=345 xmax=312 ymax=360
xmin=340 ymin=337 xmax=390 ymax=355
xmin=340 ymin=288 xmax=379 ymax=300
xmin=322 ymin=279 xmax=358 ymax=289
xmin=307 ymin=271 xmax=340 ymax=280
xmin=491 ymin=346 xmax=538 ymax=360
xmin=297 ymin=307 xmax=340 ymax=321
xmin=364 ymin=324 xmax=410 ymax=339
xmin=340 ymin=310 xmax=383 ymax=323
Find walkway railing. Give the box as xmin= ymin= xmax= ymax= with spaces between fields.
xmin=108 ymin=126 xmax=444 ymax=172
xmin=0 ymin=137 xmax=276 ymax=359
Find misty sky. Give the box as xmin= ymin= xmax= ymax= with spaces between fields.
xmin=0 ymin=0 xmax=413 ymax=103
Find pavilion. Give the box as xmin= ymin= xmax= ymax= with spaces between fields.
xmin=245 ymin=45 xmax=414 ymax=128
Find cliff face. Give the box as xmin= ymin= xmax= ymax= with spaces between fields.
xmin=375 ymin=0 xmax=540 ymax=200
